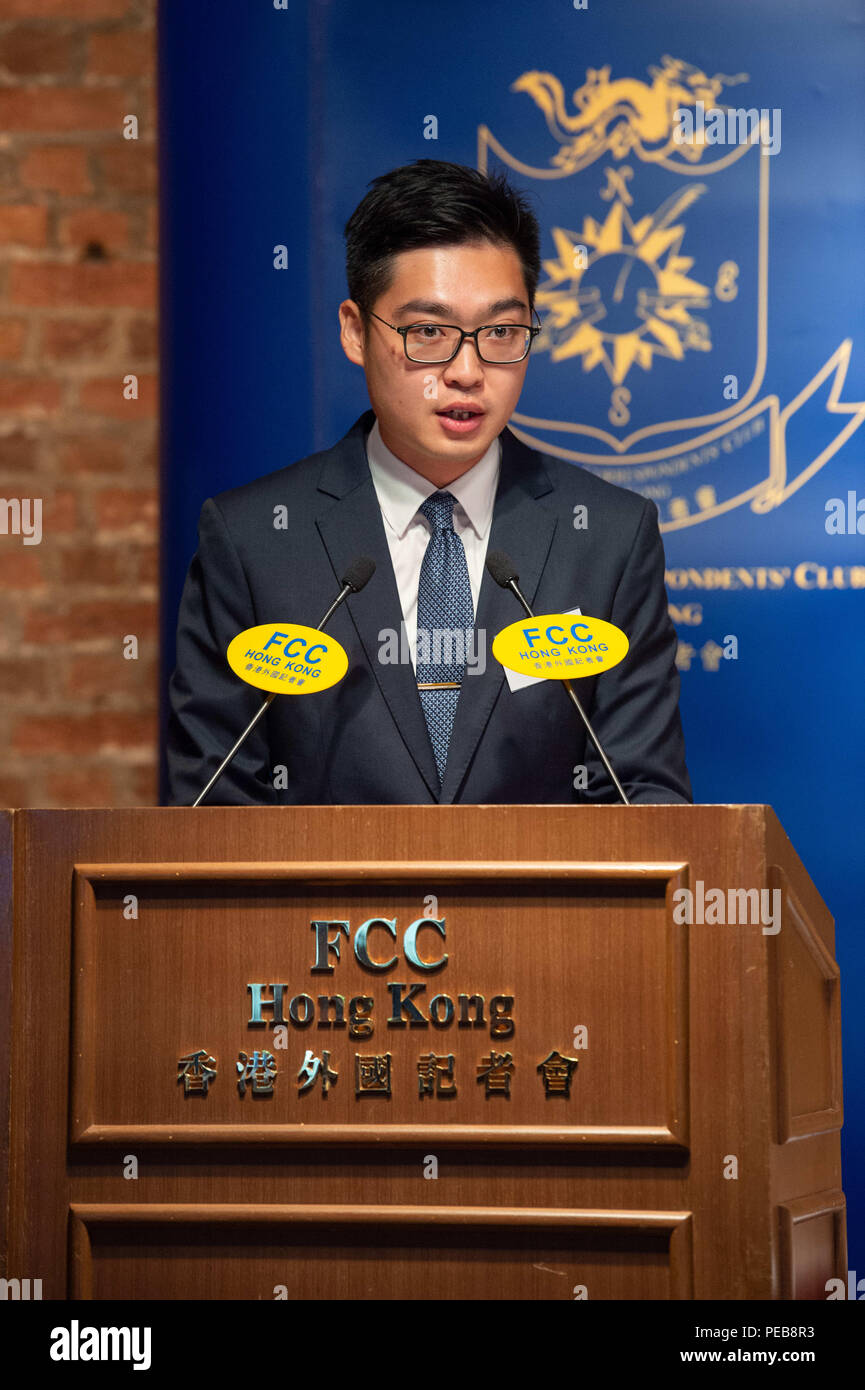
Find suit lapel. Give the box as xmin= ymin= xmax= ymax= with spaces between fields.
xmin=315 ymin=412 xmax=441 ymax=798
xmin=439 ymin=427 xmax=557 ymax=803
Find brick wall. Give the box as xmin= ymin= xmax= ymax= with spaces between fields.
xmin=0 ymin=0 xmax=158 ymax=808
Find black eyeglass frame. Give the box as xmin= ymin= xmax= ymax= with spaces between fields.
xmin=368 ymin=310 xmax=542 ymax=364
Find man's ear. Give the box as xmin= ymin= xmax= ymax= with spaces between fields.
xmin=339 ymin=299 xmax=366 ymax=366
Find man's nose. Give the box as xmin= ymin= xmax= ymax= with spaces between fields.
xmin=444 ymin=337 xmax=485 ymax=380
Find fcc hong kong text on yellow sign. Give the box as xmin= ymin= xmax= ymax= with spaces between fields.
xmin=492 ymin=613 xmax=629 ymax=680
xmin=227 ymin=623 xmax=349 ymax=695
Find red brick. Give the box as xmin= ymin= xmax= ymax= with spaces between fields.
xmin=47 ymin=489 xmax=79 ymax=533
xmin=42 ymin=316 xmax=113 ymax=359
xmin=0 ymin=27 xmax=79 ymax=77
xmin=64 ymin=649 xmax=157 ymax=695
xmin=60 ymin=546 xmax=123 ymax=586
xmin=0 ymin=659 xmax=41 ymax=694
xmin=78 ymin=373 xmax=157 ymax=418
xmin=0 ymin=552 xmax=45 ymax=588
xmin=93 ymin=487 xmax=157 ymax=531
xmin=134 ymin=542 xmax=158 ymax=584
xmin=44 ymin=766 xmax=116 ymax=806
xmin=87 ymin=30 xmax=154 ymax=78
xmin=1 ymin=0 xmax=130 ymax=16
xmin=144 ymin=203 xmax=158 ymax=250
xmin=97 ymin=143 xmax=157 ymax=195
xmin=0 ymin=431 xmax=39 ymax=470
xmin=135 ymin=84 xmax=155 ymax=133
xmin=13 ymin=711 xmax=156 ymax=755
xmin=0 ymin=317 xmax=27 ymax=359
xmin=0 ymin=376 xmax=62 ymax=412
xmin=127 ymin=315 xmax=157 ymax=357
xmin=131 ymin=763 xmax=157 ymax=803
xmin=0 ymin=152 xmax=20 ymax=198
xmin=20 ymin=146 xmax=92 ymax=195
xmin=0 ymin=204 xmax=49 ymax=248
xmin=0 ymin=7 xmax=158 ymax=796
xmin=9 ymin=260 xmax=156 ymax=308
xmin=4 ymin=495 xmax=68 ymax=542
xmin=57 ymin=434 xmax=125 ymax=474
xmin=58 ymin=209 xmax=129 ymax=254
xmin=130 ymin=436 xmax=158 ymax=472
xmin=27 ymin=600 xmax=157 ymax=644
xmin=0 ymin=88 xmax=128 ymax=134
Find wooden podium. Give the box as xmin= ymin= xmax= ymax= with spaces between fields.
xmin=0 ymin=805 xmax=845 ymax=1300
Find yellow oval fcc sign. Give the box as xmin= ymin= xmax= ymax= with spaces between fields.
xmin=227 ymin=623 xmax=349 ymax=694
xmin=492 ymin=613 xmax=629 ymax=680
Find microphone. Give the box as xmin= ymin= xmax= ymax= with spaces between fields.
xmin=485 ymin=550 xmax=521 ymax=593
xmin=192 ymin=557 xmax=376 ymax=807
xmin=317 ymin=555 xmax=376 ymax=628
xmin=485 ymin=550 xmax=631 ymax=806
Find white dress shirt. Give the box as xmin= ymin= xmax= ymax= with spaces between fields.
xmin=365 ymin=417 xmax=501 ymax=670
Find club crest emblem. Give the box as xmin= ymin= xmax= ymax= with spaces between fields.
xmin=480 ymin=57 xmax=864 ymax=530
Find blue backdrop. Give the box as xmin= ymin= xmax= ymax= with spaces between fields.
xmin=158 ymin=0 xmax=864 ymax=1276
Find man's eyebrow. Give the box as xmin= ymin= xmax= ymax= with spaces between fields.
xmin=391 ymin=296 xmax=529 ymax=319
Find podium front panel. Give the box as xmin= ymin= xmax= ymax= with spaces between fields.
xmin=2 ymin=806 xmax=845 ymax=1300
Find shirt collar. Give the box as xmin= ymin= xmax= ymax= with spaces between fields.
xmin=365 ymin=417 xmax=501 ymax=540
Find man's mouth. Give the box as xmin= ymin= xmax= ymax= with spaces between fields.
xmin=435 ymin=408 xmax=486 ymax=436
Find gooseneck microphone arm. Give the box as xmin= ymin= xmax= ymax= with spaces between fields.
xmin=485 ymin=551 xmax=631 ymax=807
xmin=191 ymin=692 xmax=276 ymax=809
xmin=317 ymin=582 xmax=355 ymax=632
xmin=191 ymin=557 xmax=376 ymax=808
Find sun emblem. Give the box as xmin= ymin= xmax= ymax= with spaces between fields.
xmin=535 ymin=182 xmax=713 ymax=386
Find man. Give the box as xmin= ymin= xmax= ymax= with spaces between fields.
xmin=166 ymin=159 xmax=692 ymax=807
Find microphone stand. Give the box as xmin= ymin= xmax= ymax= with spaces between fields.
xmin=502 ymin=576 xmax=631 ymax=807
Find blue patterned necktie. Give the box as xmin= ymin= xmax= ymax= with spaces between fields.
xmin=416 ymin=490 xmax=474 ymax=783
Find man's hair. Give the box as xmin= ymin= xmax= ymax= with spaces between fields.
xmin=344 ymin=159 xmax=541 ymax=321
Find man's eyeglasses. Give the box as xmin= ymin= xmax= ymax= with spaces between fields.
xmin=369 ymin=311 xmax=541 ymax=364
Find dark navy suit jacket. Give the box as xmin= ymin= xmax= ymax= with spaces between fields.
xmin=166 ymin=410 xmax=692 ymax=806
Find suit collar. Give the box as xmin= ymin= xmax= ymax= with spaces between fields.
xmin=315 ymin=409 xmax=553 ymax=503
xmin=315 ymin=410 xmax=376 ymax=499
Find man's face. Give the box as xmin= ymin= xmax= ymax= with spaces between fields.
xmin=339 ymin=240 xmax=532 ymax=485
